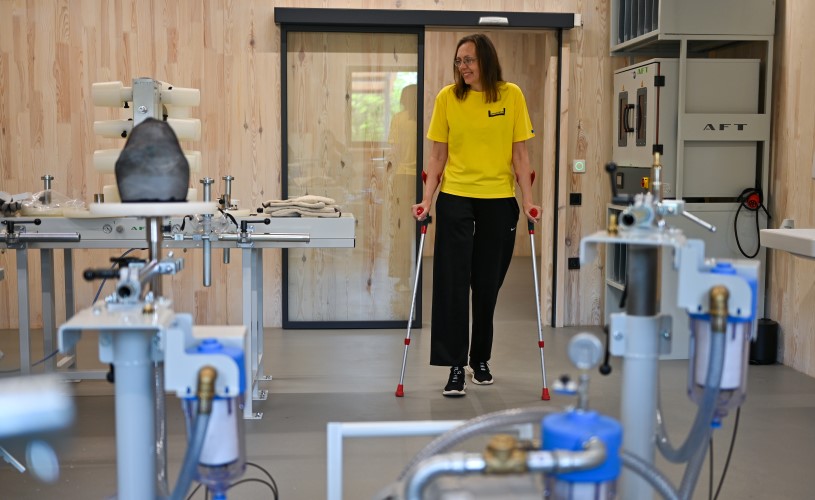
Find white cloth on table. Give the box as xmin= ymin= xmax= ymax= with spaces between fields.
xmin=261 ymin=195 xmax=341 ymax=218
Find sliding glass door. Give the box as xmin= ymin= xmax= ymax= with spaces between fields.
xmin=282 ymin=29 xmax=422 ymax=327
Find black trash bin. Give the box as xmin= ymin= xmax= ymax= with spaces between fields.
xmin=750 ymin=318 xmax=778 ymax=365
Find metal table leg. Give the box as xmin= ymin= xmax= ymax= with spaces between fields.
xmin=16 ymin=248 xmax=31 ymax=374
xmin=255 ymin=249 xmax=271 ymax=385
xmin=63 ymin=249 xmax=75 ymax=316
xmin=62 ymin=249 xmax=78 ymax=369
xmin=242 ymin=247 xmax=262 ymax=419
xmin=0 ymin=266 xmax=3 ymax=361
xmin=40 ymin=249 xmax=57 ymax=371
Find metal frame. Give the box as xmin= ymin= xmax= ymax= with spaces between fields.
xmin=274 ymin=8 xmax=578 ymax=29
xmin=550 ymin=28 xmax=564 ymax=326
xmin=0 ymin=215 xmax=354 ymax=420
xmin=325 ymin=420 xmax=535 ymax=500
xmin=672 ymin=35 xmax=774 ymax=201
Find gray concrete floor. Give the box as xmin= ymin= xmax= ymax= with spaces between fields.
xmin=1 ymin=257 xmax=814 ymax=499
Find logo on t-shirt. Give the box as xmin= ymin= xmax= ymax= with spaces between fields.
xmin=488 ymin=108 xmax=506 ymax=117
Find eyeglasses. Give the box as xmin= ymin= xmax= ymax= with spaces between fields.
xmin=454 ymin=57 xmax=477 ymax=68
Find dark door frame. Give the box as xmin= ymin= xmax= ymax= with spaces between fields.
xmin=276 ymin=8 xmax=578 ymax=328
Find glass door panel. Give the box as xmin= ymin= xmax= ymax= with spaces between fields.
xmin=285 ymin=31 xmax=420 ymax=326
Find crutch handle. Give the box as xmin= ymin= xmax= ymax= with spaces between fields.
xmin=420 ymin=214 xmax=432 ymax=234
xmin=416 ymin=207 xmax=432 ymax=230
xmin=528 ymin=208 xmax=539 ymax=233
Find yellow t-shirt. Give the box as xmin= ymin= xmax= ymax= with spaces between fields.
xmin=427 ymin=82 xmax=534 ymax=199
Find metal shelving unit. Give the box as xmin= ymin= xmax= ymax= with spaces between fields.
xmin=604 ymin=0 xmax=775 ymax=359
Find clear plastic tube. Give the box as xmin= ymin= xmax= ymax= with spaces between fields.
xmin=169 ymin=412 xmax=211 ymax=500
xmin=677 ymin=427 xmax=713 ymax=499
xmin=656 ymin=326 xmax=725 ymax=463
xmin=182 ymin=397 xmax=246 ymax=496
xmin=688 ymin=319 xmax=751 ymax=419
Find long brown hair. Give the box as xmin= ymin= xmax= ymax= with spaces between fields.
xmin=453 ymin=34 xmax=503 ymax=103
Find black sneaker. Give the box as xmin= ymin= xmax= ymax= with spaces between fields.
xmin=467 ymin=361 xmax=494 ymax=385
xmin=442 ymin=366 xmax=466 ymax=397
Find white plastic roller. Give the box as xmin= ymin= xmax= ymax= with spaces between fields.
xmin=102 ymin=184 xmax=121 ymax=203
xmin=167 ymin=118 xmax=201 ymax=141
xmin=160 ymin=86 xmax=200 ymax=107
xmin=164 ymin=105 xmax=192 ymax=119
xmin=94 ymin=119 xmax=133 ymax=139
xmin=91 ymin=81 xmax=133 ymax=107
xmin=186 ymin=150 xmax=202 ymax=173
xmin=95 ymin=118 xmax=199 ymax=141
xmin=93 ymin=149 xmax=201 ymax=173
xmin=93 ymin=149 xmax=123 ymax=172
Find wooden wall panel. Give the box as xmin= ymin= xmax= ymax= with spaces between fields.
xmin=0 ymin=0 xmax=614 ymax=333
xmin=561 ymin=0 xmax=612 ymax=326
xmin=767 ymin=0 xmax=815 ymax=376
xmin=539 ymin=46 xmax=560 ymax=328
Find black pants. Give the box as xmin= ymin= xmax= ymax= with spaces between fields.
xmin=430 ymin=192 xmax=519 ymax=366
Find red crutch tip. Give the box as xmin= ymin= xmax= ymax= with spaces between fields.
xmin=542 ymin=388 xmax=550 ymax=401
xmin=395 ymin=385 xmax=405 ymax=397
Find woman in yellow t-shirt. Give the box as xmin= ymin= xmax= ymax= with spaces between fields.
xmin=413 ymin=33 xmax=541 ymax=397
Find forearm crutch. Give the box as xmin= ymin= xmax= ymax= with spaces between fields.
xmin=395 ymin=171 xmax=436 ymax=397
xmin=527 ymin=171 xmax=550 ymax=400
xmin=528 ymin=211 xmax=550 ymax=400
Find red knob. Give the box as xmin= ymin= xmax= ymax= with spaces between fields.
xmin=530 ymin=208 xmax=538 ymax=218
xmin=746 ymin=193 xmax=761 ymax=210
xmin=417 ymin=207 xmax=424 ymax=215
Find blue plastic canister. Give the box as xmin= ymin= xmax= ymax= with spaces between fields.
xmin=542 ymin=410 xmax=622 ymax=499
